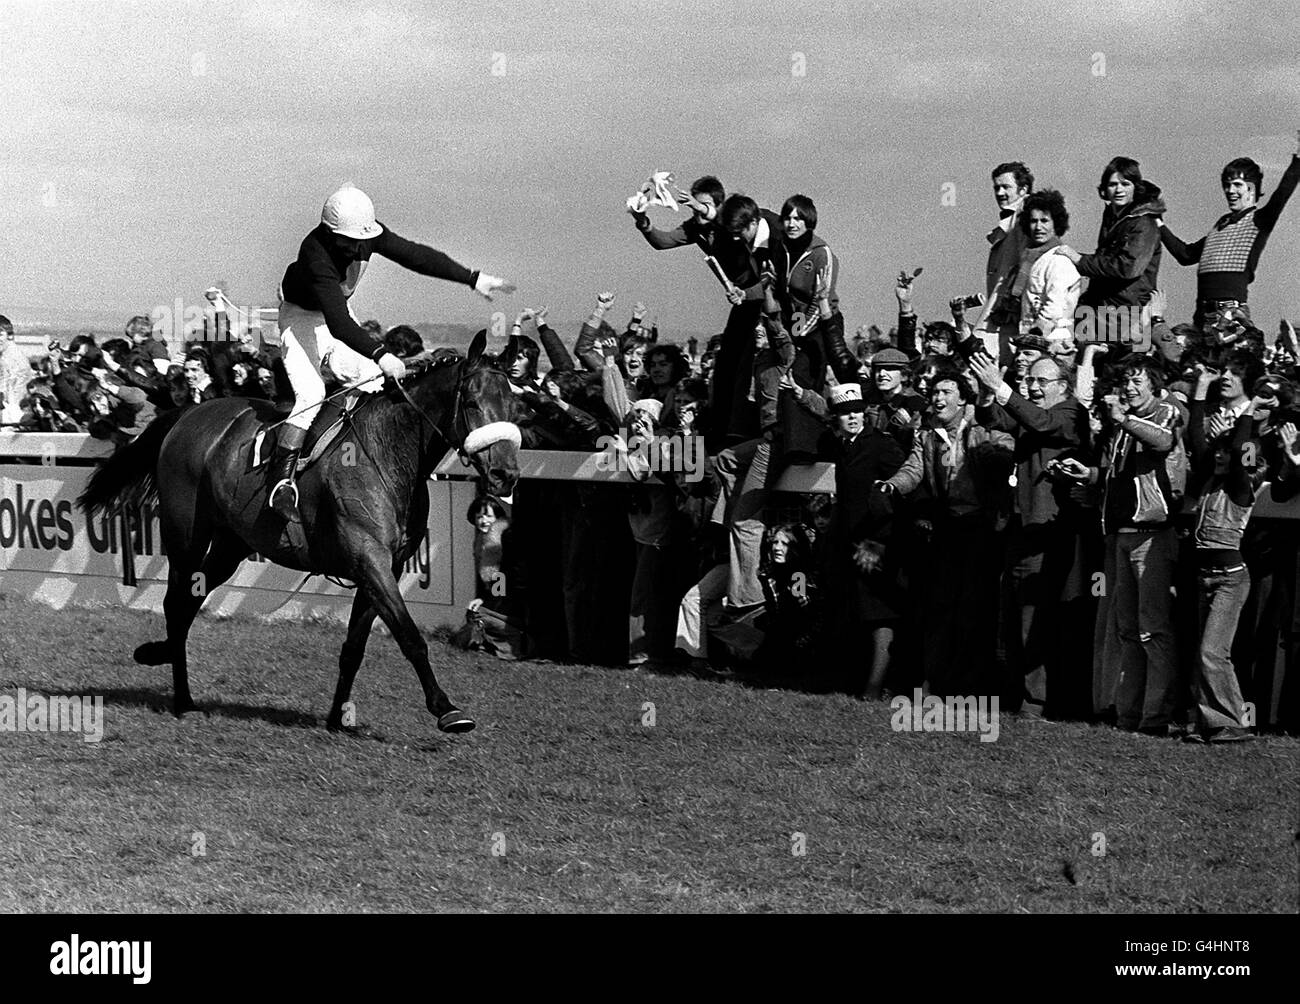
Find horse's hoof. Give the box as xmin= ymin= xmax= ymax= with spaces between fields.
xmin=437 ymin=710 xmax=476 ymax=734
xmin=134 ymin=641 xmax=171 ymax=666
xmin=173 ymin=699 xmax=201 ymax=718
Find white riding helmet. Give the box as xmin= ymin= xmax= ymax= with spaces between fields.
xmin=321 ymin=185 xmax=383 ymax=241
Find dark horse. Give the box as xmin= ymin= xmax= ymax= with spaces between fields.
xmin=78 ymin=337 xmax=522 ymax=734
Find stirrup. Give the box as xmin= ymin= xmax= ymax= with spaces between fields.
xmin=269 ymin=478 xmax=299 ymax=513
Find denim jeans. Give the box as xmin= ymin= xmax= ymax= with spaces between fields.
xmin=714 ymin=437 xmax=772 ymax=608
xmin=1113 ymin=528 xmax=1179 ymax=730
xmin=675 ymin=564 xmax=728 ymax=658
xmin=1195 ymin=563 xmax=1251 ymax=731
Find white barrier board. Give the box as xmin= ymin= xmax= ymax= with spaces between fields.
xmin=0 ymin=464 xmax=478 ymax=629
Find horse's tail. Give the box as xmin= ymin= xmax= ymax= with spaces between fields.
xmin=78 ymin=407 xmax=186 ymax=519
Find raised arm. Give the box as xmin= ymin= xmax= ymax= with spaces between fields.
xmin=894 ymin=270 xmax=920 ymax=357
xmin=529 ymin=308 xmax=575 ymax=372
xmin=1254 ymin=139 xmax=1300 ymax=232
xmin=1186 ymin=375 xmax=1214 ymax=467
xmin=574 ymin=292 xmax=618 ymax=372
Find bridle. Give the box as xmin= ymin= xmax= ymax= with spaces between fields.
xmin=390 ymin=354 xmax=507 ymax=472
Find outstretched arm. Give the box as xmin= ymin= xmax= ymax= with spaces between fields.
xmin=630 ymin=211 xmax=693 ymax=251
xmin=373 ymin=226 xmax=514 ymax=299
xmin=1156 ymin=219 xmax=1204 ymax=265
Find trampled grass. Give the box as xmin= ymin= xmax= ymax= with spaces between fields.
xmin=0 ymin=594 xmax=1294 ymax=913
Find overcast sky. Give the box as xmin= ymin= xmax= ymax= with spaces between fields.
xmin=3 ymin=0 xmax=1298 ymax=340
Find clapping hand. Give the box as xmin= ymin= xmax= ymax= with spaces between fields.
xmin=969 ymin=350 xmax=1005 ymax=393
xmin=1206 ymin=411 xmax=1233 ymax=440
xmin=1279 ymin=422 xmax=1300 ymax=463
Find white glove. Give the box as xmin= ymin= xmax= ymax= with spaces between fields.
xmin=377 ymin=352 xmax=407 ymax=381
xmin=474 ymin=273 xmax=516 ymax=301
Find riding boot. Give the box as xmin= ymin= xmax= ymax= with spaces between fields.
xmin=266 ymin=425 xmax=307 ymax=520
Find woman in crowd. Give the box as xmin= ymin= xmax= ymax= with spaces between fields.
xmin=772 ymin=196 xmax=861 ymax=385
xmin=453 ymin=496 xmax=529 ymax=660
xmin=755 ymin=522 xmax=822 ymax=668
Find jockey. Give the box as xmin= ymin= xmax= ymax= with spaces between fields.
xmin=269 ymin=185 xmax=514 ymax=518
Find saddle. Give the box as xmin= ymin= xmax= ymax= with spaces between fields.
xmin=247 ymin=391 xmax=365 ymax=476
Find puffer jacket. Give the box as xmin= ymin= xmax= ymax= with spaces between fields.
xmin=1077 ymin=180 xmax=1166 ymax=309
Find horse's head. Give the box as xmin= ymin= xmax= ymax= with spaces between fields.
xmin=454 ymin=331 xmax=523 ymax=503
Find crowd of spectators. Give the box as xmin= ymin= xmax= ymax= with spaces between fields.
xmin=6 ymin=142 xmax=1300 ymax=741
xmin=468 ymin=151 xmax=1300 ymax=743
xmin=0 ymin=303 xmax=422 ymax=444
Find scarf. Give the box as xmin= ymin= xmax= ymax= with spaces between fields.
xmin=1010 ymin=236 xmax=1063 ymax=299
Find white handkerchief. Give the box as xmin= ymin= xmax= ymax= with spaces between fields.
xmin=626 ymin=170 xmax=678 ymax=213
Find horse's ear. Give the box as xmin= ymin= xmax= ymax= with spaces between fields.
xmin=466 ymin=329 xmax=488 ymax=367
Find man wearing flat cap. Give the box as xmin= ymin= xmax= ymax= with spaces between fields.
xmin=863 ymin=347 xmax=924 ymax=451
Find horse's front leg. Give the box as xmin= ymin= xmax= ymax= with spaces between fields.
xmin=327 ymin=588 xmax=379 ymax=731
xmin=352 ymin=551 xmax=475 ymax=734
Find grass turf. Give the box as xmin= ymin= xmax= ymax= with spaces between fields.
xmin=0 ymin=594 xmax=1294 ymax=913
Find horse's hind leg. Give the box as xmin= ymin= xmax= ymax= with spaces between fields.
xmin=327 ymin=590 xmax=378 ymax=731
xmin=162 ymin=529 xmax=250 ymax=715
xmin=352 ymin=552 xmax=475 ymax=734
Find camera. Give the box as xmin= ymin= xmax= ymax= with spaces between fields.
xmin=957 ymin=293 xmax=986 ymax=310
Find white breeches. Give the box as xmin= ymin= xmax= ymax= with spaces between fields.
xmin=277 ymin=300 xmax=384 ymax=430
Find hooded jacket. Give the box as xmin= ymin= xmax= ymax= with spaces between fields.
xmin=1077 ymin=181 xmax=1166 ymax=309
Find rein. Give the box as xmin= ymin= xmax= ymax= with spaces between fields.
xmin=391 ymin=356 xmax=469 ymax=462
